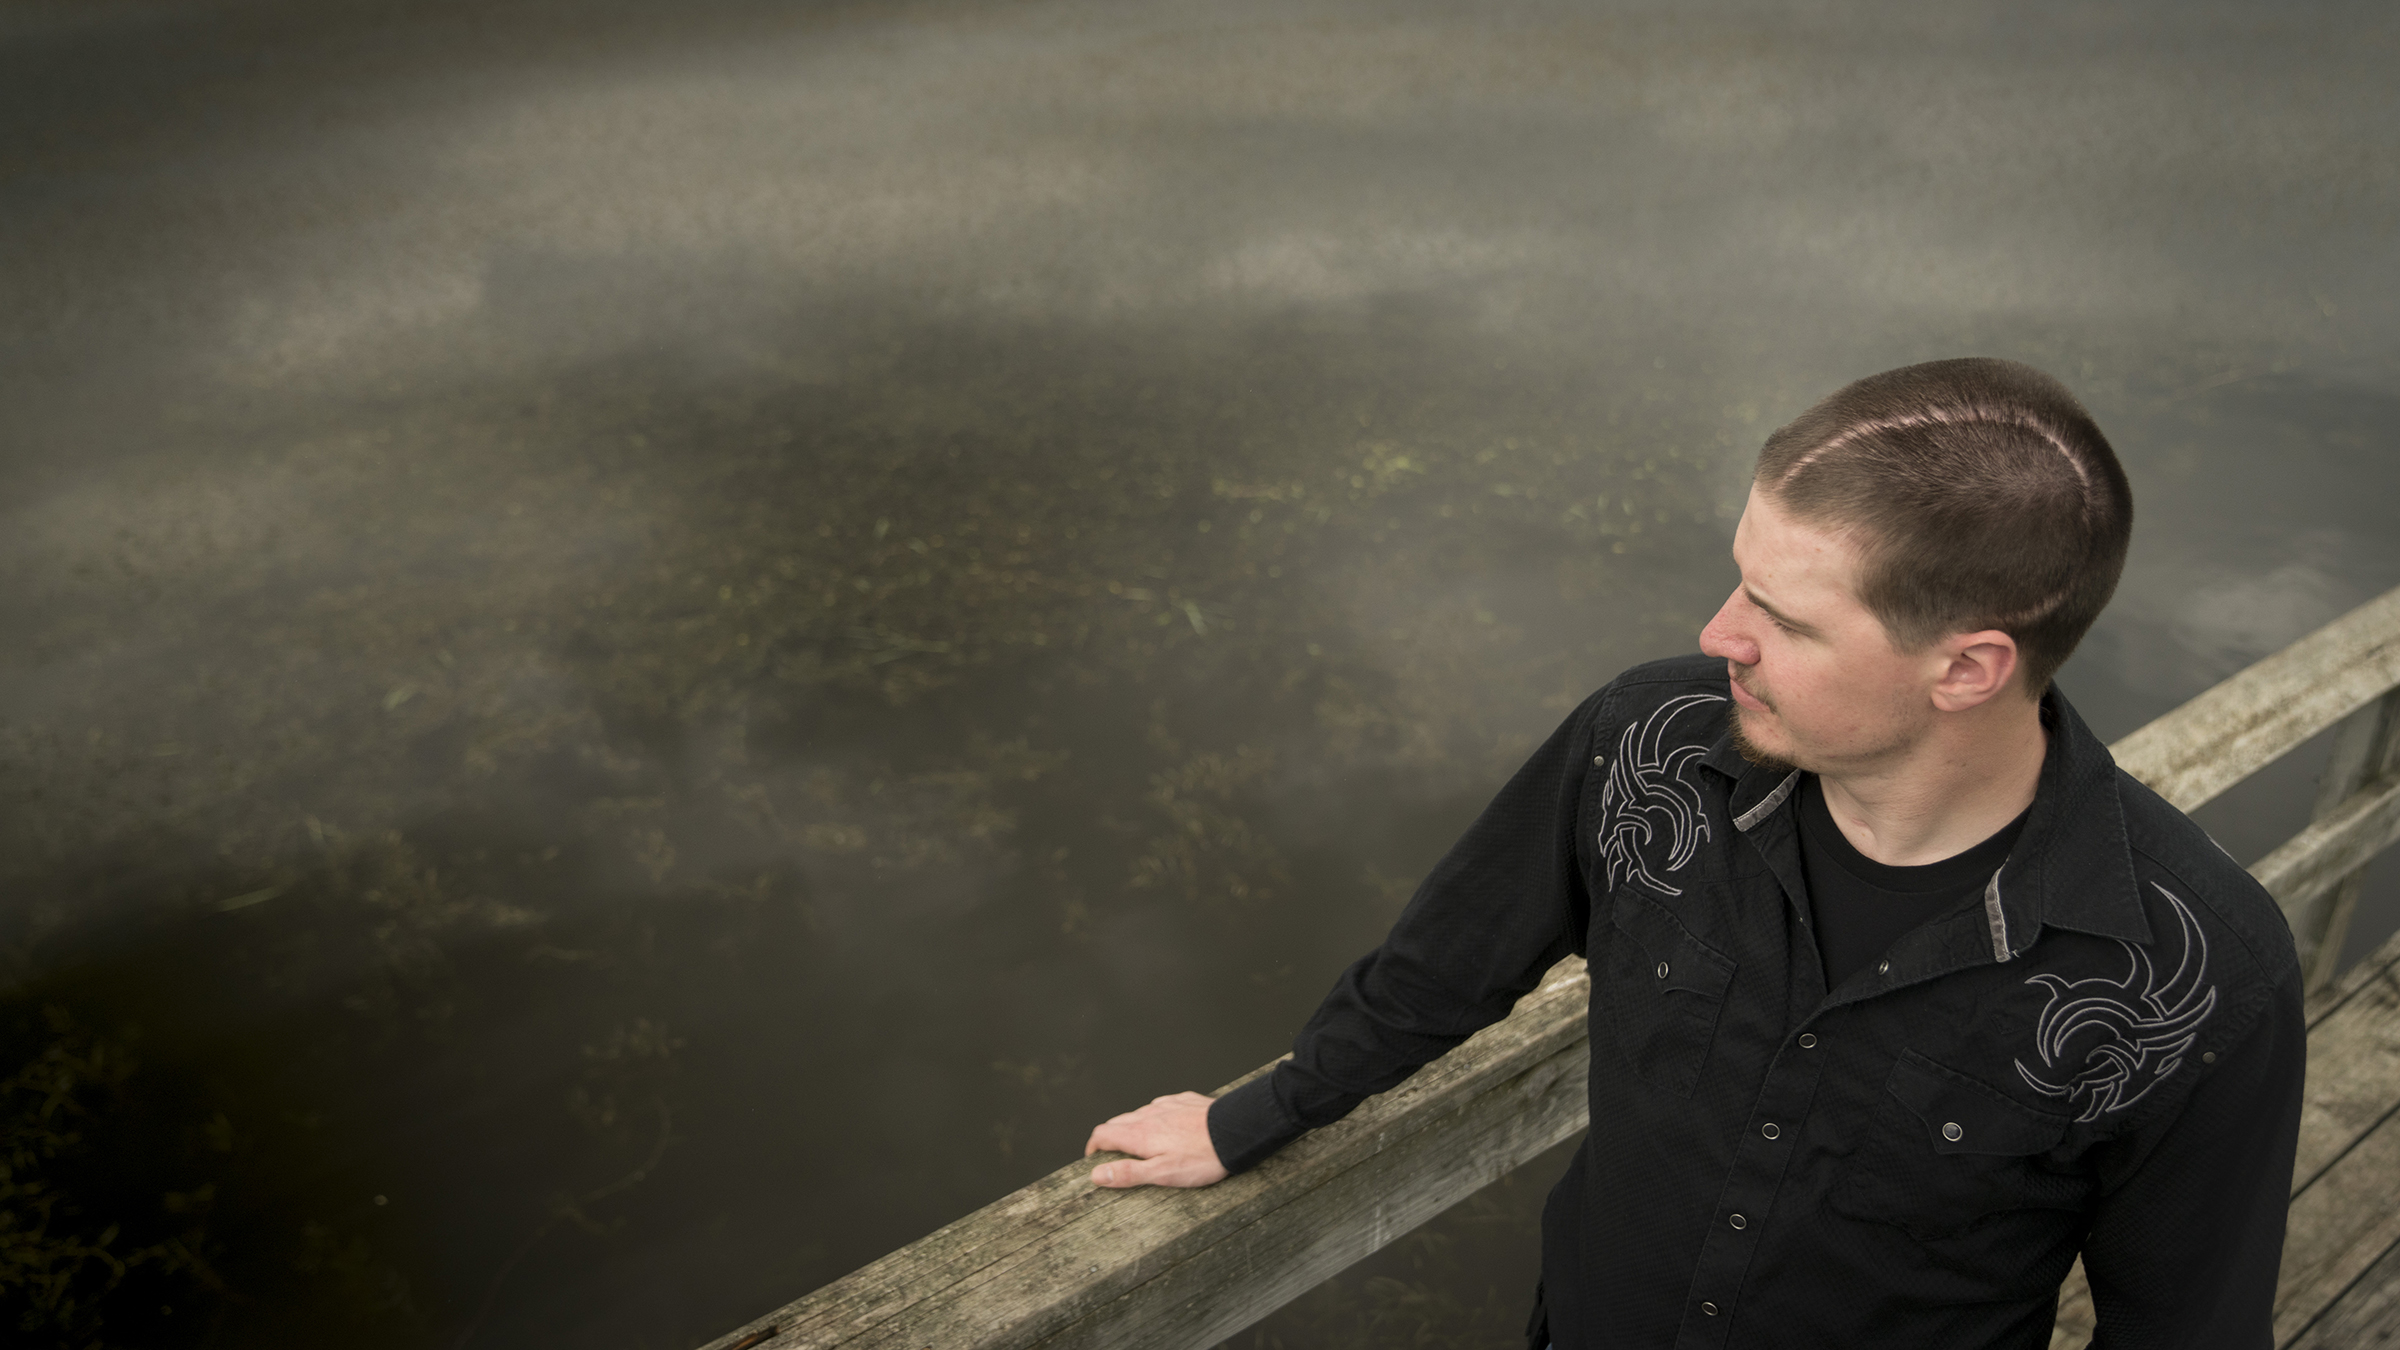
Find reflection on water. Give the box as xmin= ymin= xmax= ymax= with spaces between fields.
xmin=2 ymin=0 xmax=2397 ymax=1346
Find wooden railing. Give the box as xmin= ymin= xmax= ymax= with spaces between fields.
xmin=702 ymin=583 xmax=2400 ymax=1350
xmin=2108 ymin=583 xmax=2400 ymax=990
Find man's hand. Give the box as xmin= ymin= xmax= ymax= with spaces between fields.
xmin=1083 ymin=1091 xmax=1230 ymax=1189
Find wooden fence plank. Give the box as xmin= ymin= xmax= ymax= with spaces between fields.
xmin=1031 ymin=1029 xmax=1586 ymax=1350
xmin=2046 ymin=1260 xmax=2095 ymax=1350
xmin=2109 ymin=585 xmax=2400 ymax=813
xmin=2270 ymin=926 xmax=2400 ymax=1347
xmin=2255 ymin=776 xmax=2400 ymax=929
xmin=2277 ymin=1104 xmax=2400 ymax=1347
xmin=2296 ymin=690 xmax=2400 ymax=989
xmin=2293 ymin=941 xmax=2400 ymax=1192
xmin=2281 ymin=1230 xmax=2400 ymax=1350
xmin=698 ymin=961 xmax=1590 ymax=1350
xmin=2306 ymin=922 xmax=2400 ymax=1030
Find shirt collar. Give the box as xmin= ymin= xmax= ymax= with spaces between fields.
xmin=1699 ymin=679 xmax=2152 ymax=953
xmin=2004 ymin=686 xmax=2151 ymax=947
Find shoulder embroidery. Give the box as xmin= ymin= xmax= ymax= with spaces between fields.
xmin=2014 ymin=883 xmax=2219 ymax=1122
xmin=1595 ymin=692 xmax=1724 ymax=896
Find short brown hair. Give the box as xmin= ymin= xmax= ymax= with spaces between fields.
xmin=1753 ymin=357 xmax=2132 ymax=697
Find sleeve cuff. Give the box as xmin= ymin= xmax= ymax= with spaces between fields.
xmin=1208 ymin=1073 xmax=1307 ymax=1175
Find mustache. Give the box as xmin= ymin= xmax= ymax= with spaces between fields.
xmin=1727 ymin=662 xmax=1773 ymax=712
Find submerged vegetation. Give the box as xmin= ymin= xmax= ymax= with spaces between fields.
xmin=0 ymin=1008 xmax=217 ymax=1344
xmin=0 ymin=304 xmax=1742 ymax=1345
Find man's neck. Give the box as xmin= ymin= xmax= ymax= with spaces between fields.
xmin=1816 ymin=697 xmax=2047 ymax=868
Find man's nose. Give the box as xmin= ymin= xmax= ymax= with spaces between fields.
xmin=1699 ymin=590 xmax=1758 ymax=666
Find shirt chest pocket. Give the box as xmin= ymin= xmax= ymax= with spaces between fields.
xmin=1596 ymin=890 xmax=1736 ymax=1098
xmin=1837 ymin=1051 xmax=2078 ymax=1241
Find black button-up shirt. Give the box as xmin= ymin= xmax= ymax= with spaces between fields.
xmin=1210 ymin=655 xmax=2306 ymax=1349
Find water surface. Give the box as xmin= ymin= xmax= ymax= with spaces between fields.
xmin=3 ymin=1 xmax=2397 ymax=1346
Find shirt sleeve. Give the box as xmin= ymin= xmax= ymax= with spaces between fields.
xmin=1208 ymin=692 xmax=1602 ymax=1173
xmin=2080 ymin=967 xmax=2306 ymax=1350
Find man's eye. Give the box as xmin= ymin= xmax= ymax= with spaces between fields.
xmin=1762 ymin=610 xmax=1794 ymax=633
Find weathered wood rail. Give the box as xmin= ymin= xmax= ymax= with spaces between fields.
xmin=703 ymin=583 xmax=2400 ymax=1350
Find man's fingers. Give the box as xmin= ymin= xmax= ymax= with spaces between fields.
xmin=1092 ymin=1150 xmax=1226 ymax=1190
xmin=1086 ymin=1120 xmax=1141 ymax=1158
xmin=1091 ymin=1155 xmax=1198 ymax=1189
xmin=1084 ymin=1116 xmax=1147 ymax=1157
xmin=1083 ymin=1091 xmax=1225 ymax=1189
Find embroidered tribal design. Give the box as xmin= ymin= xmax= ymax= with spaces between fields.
xmin=1596 ymin=693 xmax=1724 ymax=895
xmin=2015 ymin=884 xmax=2219 ymax=1122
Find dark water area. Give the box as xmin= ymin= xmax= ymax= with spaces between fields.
xmin=3 ymin=1 xmax=2397 ymax=1346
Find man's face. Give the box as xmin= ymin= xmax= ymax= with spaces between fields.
xmin=1697 ymin=486 xmax=1942 ymax=775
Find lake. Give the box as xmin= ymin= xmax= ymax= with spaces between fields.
xmin=2 ymin=0 xmax=2396 ymax=1345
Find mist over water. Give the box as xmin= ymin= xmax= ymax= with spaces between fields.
xmin=3 ymin=1 xmax=2396 ymax=1345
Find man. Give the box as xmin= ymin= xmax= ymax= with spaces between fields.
xmin=1084 ymin=358 xmax=2305 ymax=1348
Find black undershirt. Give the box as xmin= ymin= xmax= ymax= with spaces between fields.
xmin=1797 ymin=775 xmax=2030 ymax=989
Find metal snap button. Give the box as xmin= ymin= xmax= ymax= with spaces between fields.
xmin=1942 ymin=1121 xmax=1963 ymax=1142
xmin=1729 ymin=1213 xmax=1747 ymax=1230
xmin=1701 ymin=1301 xmax=1719 ymax=1316
xmin=1656 ymin=962 xmax=1670 ymax=979
xmin=2203 ymin=1051 xmax=2217 ymax=1063
xmin=1593 ymin=755 xmax=1606 ymax=766
xmin=1877 ymin=959 xmax=1891 ymax=975
xmin=1761 ymin=1122 xmax=1780 ymax=1140
xmin=1797 ymin=1033 xmax=1817 ymax=1049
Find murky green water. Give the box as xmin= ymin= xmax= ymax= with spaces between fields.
xmin=3 ymin=1 xmax=2397 ymax=1346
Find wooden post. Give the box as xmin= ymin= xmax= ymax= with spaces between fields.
xmin=2301 ymin=689 xmax=2400 ymax=991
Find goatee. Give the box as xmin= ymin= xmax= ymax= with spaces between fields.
xmin=1728 ymin=710 xmax=1797 ymax=775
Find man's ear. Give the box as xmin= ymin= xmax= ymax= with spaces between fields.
xmin=1930 ymin=630 xmax=2020 ymax=712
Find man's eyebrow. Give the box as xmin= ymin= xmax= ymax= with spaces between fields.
xmin=1745 ymin=585 xmax=1820 ymax=636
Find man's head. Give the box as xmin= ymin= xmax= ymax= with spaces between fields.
xmin=1699 ymin=358 xmax=2132 ymax=773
